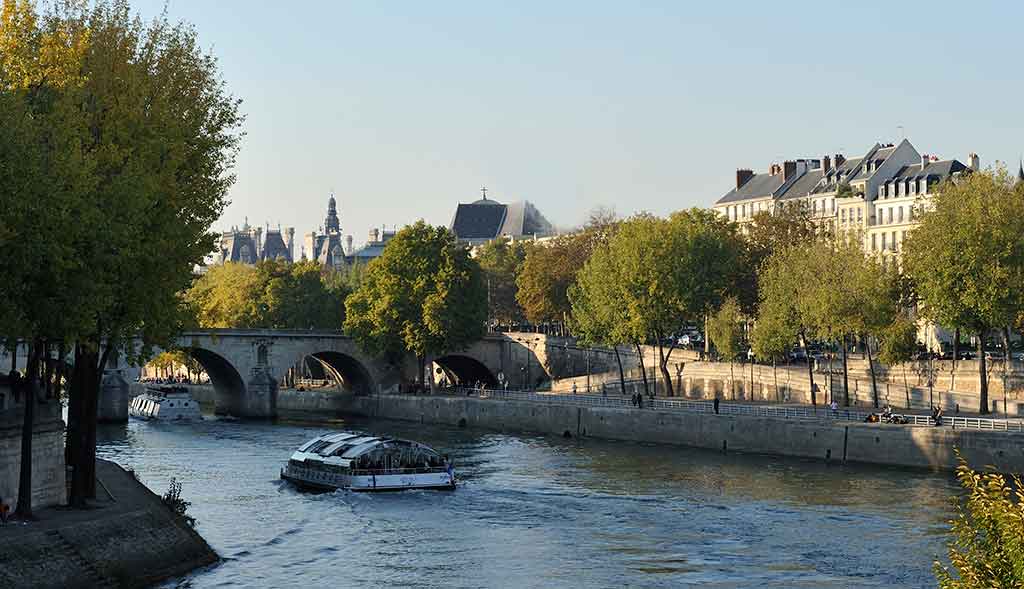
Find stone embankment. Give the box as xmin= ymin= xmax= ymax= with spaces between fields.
xmin=0 ymin=459 xmax=218 ymax=589
xmin=339 ymin=394 xmax=1024 ymax=472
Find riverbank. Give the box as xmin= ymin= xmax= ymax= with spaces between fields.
xmin=339 ymin=393 xmax=1024 ymax=472
xmin=0 ymin=459 xmax=218 ymax=589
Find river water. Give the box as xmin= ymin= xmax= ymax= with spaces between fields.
xmin=95 ymin=414 xmax=956 ymax=588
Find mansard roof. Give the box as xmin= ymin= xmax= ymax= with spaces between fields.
xmin=888 ymin=159 xmax=967 ymax=182
xmin=260 ymin=230 xmax=291 ymax=262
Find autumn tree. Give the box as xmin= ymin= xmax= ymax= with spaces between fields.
xmin=708 ymin=297 xmax=744 ymax=397
xmin=0 ymin=0 xmax=243 ymax=508
xmin=904 ymin=168 xmax=1024 ymax=414
xmin=344 ymin=222 xmax=486 ymax=388
xmin=475 ymin=237 xmax=527 ymax=330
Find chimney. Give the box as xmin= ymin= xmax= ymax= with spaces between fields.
xmin=345 ymin=235 xmax=354 ymax=255
xmin=921 ymin=154 xmax=929 ymax=169
xmin=735 ymin=169 xmax=754 ymax=190
xmin=967 ymin=152 xmax=980 ymax=171
xmin=369 ymin=228 xmax=380 ymax=243
xmin=822 ymin=155 xmax=832 ymax=173
xmin=783 ymin=161 xmax=797 ymax=182
xmin=834 ymin=154 xmax=846 ymax=170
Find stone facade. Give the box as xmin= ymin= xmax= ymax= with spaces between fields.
xmin=0 ymin=400 xmax=66 ymax=510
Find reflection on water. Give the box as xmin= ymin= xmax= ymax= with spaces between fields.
xmin=96 ymin=415 xmax=955 ymax=588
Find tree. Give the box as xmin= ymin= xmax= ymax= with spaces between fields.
xmin=904 ymin=168 xmax=1024 ymax=414
xmin=750 ymin=303 xmax=796 ymax=401
xmin=475 ymin=237 xmax=527 ymax=330
xmin=185 ymin=263 xmax=266 ymax=328
xmin=0 ymin=0 xmax=243 ymax=507
xmin=934 ymin=454 xmax=1024 ymax=587
xmin=708 ymin=297 xmax=744 ymax=397
xmin=878 ymin=314 xmax=918 ymax=408
xmin=515 ymin=211 xmax=618 ymax=334
xmin=344 ymin=221 xmax=486 ymax=388
xmin=569 ymin=239 xmax=631 ymax=395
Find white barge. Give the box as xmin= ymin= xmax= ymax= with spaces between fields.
xmin=129 ymin=386 xmax=202 ymax=421
xmin=281 ymin=433 xmax=456 ymax=492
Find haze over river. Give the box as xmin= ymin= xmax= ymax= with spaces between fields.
xmin=96 ymin=414 xmax=956 ymax=588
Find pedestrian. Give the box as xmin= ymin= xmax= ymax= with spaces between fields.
xmin=637 ymin=394 xmax=644 ymax=409
xmin=7 ymin=370 xmax=20 ymax=404
xmin=601 ymin=383 xmax=607 ymax=398
xmin=830 ymin=399 xmax=839 ymax=417
xmin=572 ymin=383 xmax=577 ymax=395
xmin=713 ymin=397 xmax=720 ymax=415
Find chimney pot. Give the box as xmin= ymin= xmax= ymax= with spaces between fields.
xmin=834 ymin=154 xmax=846 ymax=169
xmin=822 ymin=155 xmax=832 ymax=173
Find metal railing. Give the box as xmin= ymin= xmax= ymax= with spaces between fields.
xmin=451 ymin=387 xmax=1024 ymax=433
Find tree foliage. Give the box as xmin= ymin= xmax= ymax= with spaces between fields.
xmin=474 ymin=237 xmax=527 ymax=328
xmin=186 ymin=261 xmax=344 ymax=329
xmin=708 ymin=297 xmax=744 ymax=362
xmin=934 ymin=455 xmax=1024 ymax=587
xmin=904 ymin=168 xmax=1024 ymax=413
xmin=344 ymin=221 xmax=486 ymax=386
xmin=0 ymin=0 xmax=243 ymax=508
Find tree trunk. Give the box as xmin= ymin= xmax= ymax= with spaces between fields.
xmin=902 ymin=365 xmax=911 ymax=409
xmin=978 ymin=332 xmax=989 ymax=414
xmin=866 ymin=336 xmax=878 ymax=409
xmin=704 ymin=315 xmax=710 ymax=359
xmin=953 ymin=328 xmax=960 ymax=367
xmin=614 ymin=346 xmax=627 ymax=395
xmin=842 ymin=335 xmax=850 ymax=407
xmin=729 ymin=361 xmax=735 ymax=399
xmin=802 ymin=333 xmax=816 ymax=406
xmin=635 ymin=343 xmax=650 ymax=396
xmin=15 ymin=341 xmax=41 ymax=519
xmin=417 ymin=355 xmax=426 ymax=389
xmin=657 ymin=340 xmax=674 ymax=397
xmin=66 ymin=344 xmax=84 ymax=507
xmin=772 ymin=357 xmax=779 ymax=402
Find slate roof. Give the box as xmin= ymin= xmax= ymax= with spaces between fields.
xmin=715 ymin=173 xmax=785 ymax=204
xmin=451 ymin=201 xmax=508 ymax=240
xmin=220 ymin=232 xmax=258 ymax=263
xmin=779 ymin=169 xmax=824 ymax=200
xmin=261 ymin=230 xmax=291 ymax=262
xmin=888 ymin=159 xmax=966 ymax=182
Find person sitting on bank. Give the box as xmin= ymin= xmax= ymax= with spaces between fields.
xmin=932 ymin=405 xmax=943 ymax=426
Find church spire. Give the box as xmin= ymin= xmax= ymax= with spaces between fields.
xmin=325 ymin=192 xmax=341 ymax=233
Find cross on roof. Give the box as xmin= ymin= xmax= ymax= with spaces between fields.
xmin=480 ymin=186 xmax=488 ymax=200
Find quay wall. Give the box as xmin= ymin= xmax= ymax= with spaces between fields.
xmin=0 ymin=400 xmax=67 ymax=509
xmin=0 ymin=460 xmax=218 ymax=589
xmin=343 ymin=394 xmax=1024 ymax=472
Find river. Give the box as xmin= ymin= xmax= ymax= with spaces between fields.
xmin=95 ymin=414 xmax=956 ymax=588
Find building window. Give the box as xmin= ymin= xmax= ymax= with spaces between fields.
xmin=901 ymin=230 xmax=907 ymax=244
xmin=908 ymin=206 xmax=914 ymax=222
xmin=881 ymin=233 xmax=887 ymax=251
xmin=741 ymin=204 xmax=746 ymax=218
xmin=830 ymin=198 xmax=835 ymax=213
xmin=897 ymin=207 xmax=903 ymax=222
xmin=872 ymin=234 xmax=877 ymax=251
xmin=887 ymin=208 xmax=893 ymax=224
xmin=857 ymin=209 xmax=863 ymax=223
xmin=841 ymin=209 xmax=846 ymax=222
xmin=891 ymin=231 xmax=897 ymax=251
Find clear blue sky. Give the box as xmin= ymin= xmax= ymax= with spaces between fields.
xmin=137 ymin=0 xmax=1024 ymax=246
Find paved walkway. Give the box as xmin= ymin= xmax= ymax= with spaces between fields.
xmin=0 ymin=460 xmax=157 ymax=536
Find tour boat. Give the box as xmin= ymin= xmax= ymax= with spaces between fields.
xmin=281 ymin=433 xmax=456 ymax=492
xmin=129 ymin=386 xmax=202 ymax=421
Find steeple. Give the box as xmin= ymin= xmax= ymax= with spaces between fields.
xmin=324 ymin=193 xmax=340 ymax=233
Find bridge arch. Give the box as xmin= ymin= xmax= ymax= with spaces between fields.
xmin=435 ymin=354 xmax=498 ymax=388
xmin=306 ymin=351 xmax=375 ymax=395
xmin=184 ymin=347 xmax=247 ymax=416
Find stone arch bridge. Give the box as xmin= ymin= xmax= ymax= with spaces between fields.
xmin=116 ymin=329 xmax=565 ymax=419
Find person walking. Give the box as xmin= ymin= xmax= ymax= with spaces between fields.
xmin=830 ymin=399 xmax=839 ymax=417
xmin=572 ymin=383 xmax=577 ymax=396
xmin=713 ymin=397 xmax=720 ymax=415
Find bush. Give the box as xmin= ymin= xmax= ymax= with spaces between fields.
xmin=161 ymin=478 xmax=197 ymax=529
xmin=934 ymin=453 xmax=1024 ymax=586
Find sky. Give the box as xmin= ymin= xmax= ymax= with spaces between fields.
xmin=135 ymin=0 xmax=1024 ymax=248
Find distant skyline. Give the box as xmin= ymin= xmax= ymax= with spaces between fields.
xmin=137 ymin=1 xmax=1024 ymax=246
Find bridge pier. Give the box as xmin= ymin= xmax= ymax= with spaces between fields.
xmin=241 ymin=370 xmax=278 ymax=419
xmin=98 ymin=370 xmax=130 ymax=423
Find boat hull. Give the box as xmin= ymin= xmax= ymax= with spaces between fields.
xmin=281 ymin=466 xmax=455 ymax=492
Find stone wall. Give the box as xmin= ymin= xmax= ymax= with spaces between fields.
xmin=0 ymin=401 xmax=66 ymax=509
xmin=0 ymin=460 xmax=218 ymax=589
xmin=342 ymin=394 xmax=1024 ymax=472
